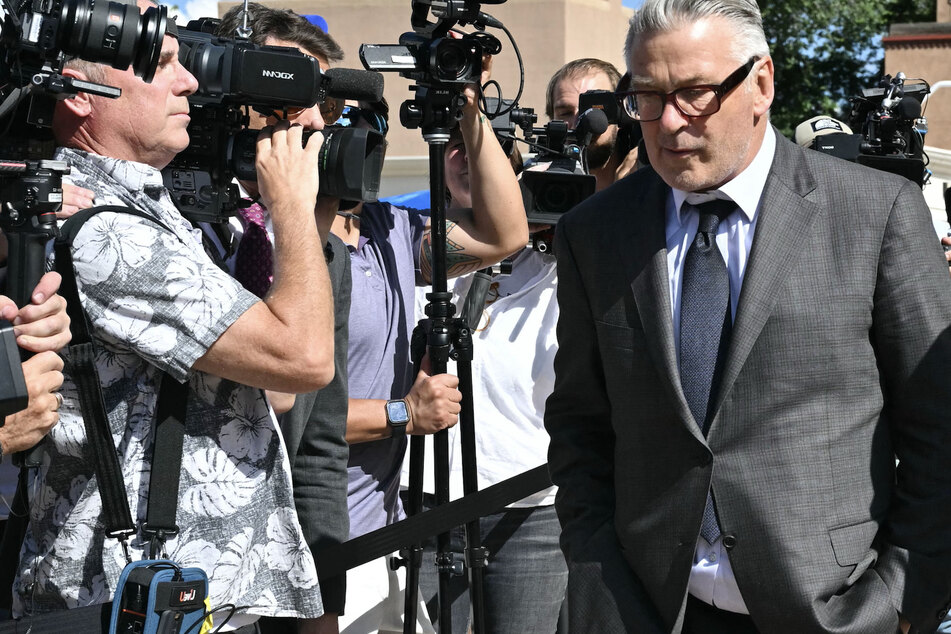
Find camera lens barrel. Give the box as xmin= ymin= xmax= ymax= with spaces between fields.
xmin=57 ymin=0 xmax=167 ymax=82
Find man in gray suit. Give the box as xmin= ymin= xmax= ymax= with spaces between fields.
xmin=544 ymin=1 xmax=951 ymax=633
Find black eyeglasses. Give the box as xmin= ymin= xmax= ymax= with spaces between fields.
xmin=615 ymin=56 xmax=760 ymax=122
xmin=334 ymin=105 xmax=389 ymax=136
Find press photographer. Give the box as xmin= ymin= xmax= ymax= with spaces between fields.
xmin=8 ymin=1 xmax=337 ymax=630
xmin=315 ymin=1 xmax=528 ymax=631
xmin=202 ymin=7 xmax=357 ymax=633
xmin=546 ymin=58 xmax=641 ymax=191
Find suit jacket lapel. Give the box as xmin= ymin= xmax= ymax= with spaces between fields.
xmin=713 ymin=132 xmax=822 ymax=416
xmin=623 ymin=172 xmax=703 ymax=439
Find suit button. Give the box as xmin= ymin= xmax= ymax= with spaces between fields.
xmin=722 ymin=534 xmax=737 ymax=550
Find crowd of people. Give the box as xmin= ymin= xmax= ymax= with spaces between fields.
xmin=0 ymin=0 xmax=950 ymax=633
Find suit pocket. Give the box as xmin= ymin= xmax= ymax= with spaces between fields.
xmin=829 ymin=518 xmax=880 ymax=566
xmin=594 ymin=319 xmax=636 ymax=352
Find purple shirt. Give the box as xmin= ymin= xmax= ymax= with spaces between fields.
xmin=346 ymin=201 xmax=429 ymax=537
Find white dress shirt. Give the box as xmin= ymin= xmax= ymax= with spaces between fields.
xmin=664 ymin=126 xmax=777 ymax=614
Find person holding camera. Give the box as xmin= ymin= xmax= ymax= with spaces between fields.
xmin=546 ymin=58 xmax=639 ymax=191
xmin=206 ymin=7 xmax=352 ymax=634
xmin=333 ymin=42 xmax=527 ymax=634
xmin=406 ymin=118 xmax=582 ymax=632
xmin=13 ymin=1 xmax=335 ymax=629
xmin=545 ymin=0 xmax=951 ymax=632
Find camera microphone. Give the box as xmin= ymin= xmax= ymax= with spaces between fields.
xmin=895 ymin=96 xmax=921 ymax=120
xmin=324 ymin=68 xmax=385 ymax=102
xmin=575 ymin=107 xmax=609 ymax=147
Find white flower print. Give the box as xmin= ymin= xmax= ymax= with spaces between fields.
xmin=181 ymin=448 xmax=262 ymax=517
xmin=220 ymin=389 xmax=273 ymax=462
xmin=55 ymin=516 xmax=97 ymax=561
xmin=265 ymin=508 xmax=318 ymax=590
xmin=166 ymin=257 xmax=242 ymax=342
xmin=49 ymin=410 xmax=88 ymax=460
xmin=68 ymin=573 xmax=108 ymax=608
xmin=93 ymin=297 xmax=177 ymax=359
xmin=160 ymin=528 xmax=221 ymax=574
xmin=209 ymin=529 xmax=265 ymax=603
xmin=73 ymin=215 xmax=157 ymax=285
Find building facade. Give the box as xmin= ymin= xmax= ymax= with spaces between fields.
xmin=219 ymin=0 xmax=635 ymax=196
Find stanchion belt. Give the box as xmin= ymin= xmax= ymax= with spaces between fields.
xmin=315 ymin=464 xmax=552 ymax=577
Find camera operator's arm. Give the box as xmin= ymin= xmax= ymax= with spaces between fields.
xmin=193 ymin=123 xmax=335 ymax=393
xmin=263 ymin=195 xmax=342 ymax=414
xmin=419 ymin=55 xmax=528 ymax=283
xmin=941 ymin=236 xmax=951 ymax=275
xmin=0 ymin=351 xmax=64 ymax=455
xmin=345 ymin=366 xmax=461 ymax=444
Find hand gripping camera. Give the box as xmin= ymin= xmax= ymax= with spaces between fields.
xmin=162 ymin=18 xmax=386 ymax=224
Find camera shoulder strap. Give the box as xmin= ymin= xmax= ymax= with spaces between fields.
xmin=55 ymin=205 xmax=187 ymax=557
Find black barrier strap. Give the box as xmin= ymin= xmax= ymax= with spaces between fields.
xmin=315 ymin=464 xmax=552 ymax=577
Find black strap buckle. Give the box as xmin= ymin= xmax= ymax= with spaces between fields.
xmin=142 ymin=523 xmax=179 ymax=560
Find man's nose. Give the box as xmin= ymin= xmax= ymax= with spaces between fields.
xmin=177 ymin=65 xmax=199 ymax=97
xmin=658 ymin=97 xmax=690 ymax=131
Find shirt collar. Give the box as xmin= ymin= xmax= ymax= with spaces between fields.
xmin=671 ymin=125 xmax=776 ymax=223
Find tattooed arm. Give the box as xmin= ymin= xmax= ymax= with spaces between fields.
xmin=419 ymin=55 xmax=528 ymax=283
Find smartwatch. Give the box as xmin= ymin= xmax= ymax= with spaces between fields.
xmin=385 ymin=399 xmax=410 ymax=437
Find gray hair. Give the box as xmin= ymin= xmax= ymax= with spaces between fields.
xmin=65 ymin=58 xmax=108 ymax=84
xmin=624 ymin=0 xmax=769 ymax=68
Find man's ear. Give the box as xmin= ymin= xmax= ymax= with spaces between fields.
xmin=752 ymin=56 xmax=775 ymax=117
xmin=58 ymin=68 xmax=93 ymax=117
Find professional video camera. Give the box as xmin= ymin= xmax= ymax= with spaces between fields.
xmin=163 ymin=16 xmax=386 ymax=225
xmin=359 ymin=0 xmax=511 ymax=134
xmin=804 ymin=72 xmax=930 ymax=186
xmin=498 ymin=91 xmax=616 ymax=227
xmin=0 ymin=0 xmax=168 ymax=425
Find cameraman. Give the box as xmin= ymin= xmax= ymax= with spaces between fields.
xmin=209 ymin=6 xmax=351 ymax=634
xmin=333 ymin=40 xmax=527 ymax=634
xmin=546 ymin=58 xmax=639 ymax=190
xmin=13 ymin=0 xmax=334 ymax=629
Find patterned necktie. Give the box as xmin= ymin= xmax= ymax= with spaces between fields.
xmin=679 ymin=198 xmax=735 ymax=544
xmin=234 ymin=203 xmax=273 ymax=298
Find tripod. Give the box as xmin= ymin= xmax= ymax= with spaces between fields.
xmin=397 ymin=87 xmax=488 ymax=634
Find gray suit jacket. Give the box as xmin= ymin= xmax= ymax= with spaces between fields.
xmin=279 ymin=234 xmax=351 ymax=614
xmin=545 ymin=130 xmax=951 ymax=633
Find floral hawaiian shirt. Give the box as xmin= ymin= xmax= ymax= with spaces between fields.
xmin=13 ymin=148 xmax=323 ymax=621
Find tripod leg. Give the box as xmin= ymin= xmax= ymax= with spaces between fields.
xmin=403 ymin=323 xmax=430 ymax=634
xmin=433 ymin=428 xmax=453 ymax=632
xmin=452 ymin=321 xmax=487 ymax=634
